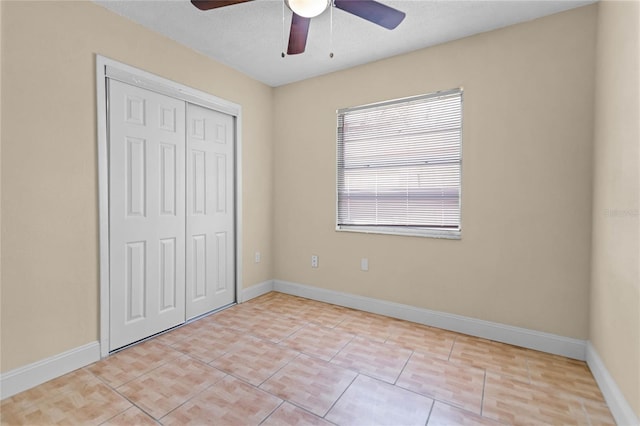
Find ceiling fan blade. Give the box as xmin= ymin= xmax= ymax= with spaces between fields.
xmin=287 ymin=13 xmax=311 ymax=55
xmin=334 ymin=0 xmax=405 ymax=30
xmin=191 ymin=0 xmax=253 ymax=11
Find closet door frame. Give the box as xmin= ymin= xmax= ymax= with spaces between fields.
xmin=96 ymin=55 xmax=243 ymax=358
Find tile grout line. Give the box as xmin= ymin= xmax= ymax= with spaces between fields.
xmin=327 ymin=333 xmax=357 ymax=363
xmin=154 ymin=374 xmax=230 ymax=423
xmin=255 ymin=350 xmax=304 ymax=388
xmin=256 ymin=399 xmax=286 ymax=426
xmin=320 ymin=372 xmax=360 ymax=420
xmin=89 ymin=351 xmax=176 ymax=390
xmin=480 ymin=369 xmax=487 ymax=417
xmin=393 ymin=349 xmax=415 ymax=386
xmin=447 ymin=334 xmax=458 ymax=361
xmin=107 ymin=383 xmax=158 ymax=423
xmin=423 ymin=399 xmax=436 ymax=426
xmin=96 ymin=405 xmax=134 ymax=426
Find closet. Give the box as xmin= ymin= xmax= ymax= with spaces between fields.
xmin=107 ymin=78 xmax=236 ymax=351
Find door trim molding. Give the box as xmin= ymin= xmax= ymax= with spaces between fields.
xmin=96 ymin=55 xmax=243 ymax=358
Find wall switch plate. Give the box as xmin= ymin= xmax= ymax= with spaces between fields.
xmin=361 ymin=258 xmax=369 ymax=271
xmin=311 ymin=255 xmax=319 ymax=268
xmin=255 ymin=251 xmax=261 ymax=263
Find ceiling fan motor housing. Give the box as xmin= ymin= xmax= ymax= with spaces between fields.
xmin=285 ymin=0 xmax=331 ymax=18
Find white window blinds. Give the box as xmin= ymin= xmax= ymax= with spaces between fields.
xmin=337 ymin=89 xmax=462 ymax=236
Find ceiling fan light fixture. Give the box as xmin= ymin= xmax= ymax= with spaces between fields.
xmin=285 ymin=0 xmax=330 ymax=18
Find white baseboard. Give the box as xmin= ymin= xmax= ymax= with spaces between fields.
xmin=0 ymin=341 xmax=100 ymax=400
xmin=586 ymin=342 xmax=640 ymax=426
xmin=273 ymin=280 xmax=587 ymax=360
xmin=241 ymin=279 xmax=274 ymax=303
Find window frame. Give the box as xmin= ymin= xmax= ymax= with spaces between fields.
xmin=335 ymin=88 xmax=463 ymax=239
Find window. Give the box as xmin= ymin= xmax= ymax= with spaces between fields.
xmin=336 ymin=89 xmax=462 ymax=238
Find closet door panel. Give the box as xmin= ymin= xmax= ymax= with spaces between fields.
xmin=186 ymin=103 xmax=236 ymax=319
xmin=109 ymin=80 xmax=186 ymax=350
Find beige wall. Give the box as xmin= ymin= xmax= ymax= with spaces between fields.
xmin=590 ymin=0 xmax=640 ymax=417
xmin=0 ymin=1 xmax=273 ymax=372
xmin=273 ymin=5 xmax=597 ymax=339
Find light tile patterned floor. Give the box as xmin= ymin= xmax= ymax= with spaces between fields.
xmin=1 ymin=291 xmax=615 ymax=425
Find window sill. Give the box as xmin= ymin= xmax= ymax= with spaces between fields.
xmin=336 ymin=225 xmax=461 ymax=240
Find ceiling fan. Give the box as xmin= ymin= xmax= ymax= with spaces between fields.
xmin=191 ymin=0 xmax=406 ymax=55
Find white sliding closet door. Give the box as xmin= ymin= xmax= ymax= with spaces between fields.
xmin=109 ymin=80 xmax=186 ymax=350
xmin=107 ymin=77 xmax=236 ymax=351
xmin=186 ymin=103 xmax=236 ymax=319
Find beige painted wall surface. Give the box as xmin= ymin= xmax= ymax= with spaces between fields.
xmin=273 ymin=5 xmax=597 ymax=339
xmin=590 ymin=0 xmax=640 ymax=417
xmin=0 ymin=1 xmax=273 ymax=372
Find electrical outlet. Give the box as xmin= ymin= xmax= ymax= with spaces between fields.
xmin=361 ymin=258 xmax=369 ymax=271
xmin=255 ymin=251 xmax=261 ymax=263
xmin=311 ymin=255 xmax=319 ymax=268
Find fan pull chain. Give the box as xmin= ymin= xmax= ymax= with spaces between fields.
xmin=329 ymin=0 xmax=334 ymax=58
xmin=281 ymin=0 xmax=286 ymax=58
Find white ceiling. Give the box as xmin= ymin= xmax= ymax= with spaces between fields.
xmin=94 ymin=0 xmax=594 ymax=87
